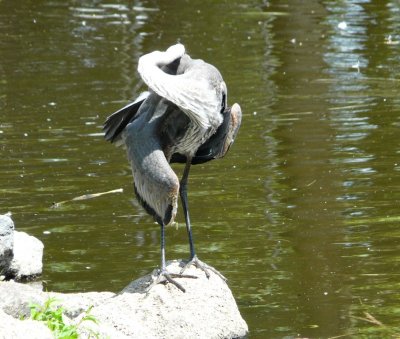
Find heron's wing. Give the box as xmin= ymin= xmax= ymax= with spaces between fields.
xmin=138 ymin=52 xmax=224 ymax=129
xmin=103 ymin=91 xmax=150 ymax=144
xmin=171 ymin=103 xmax=242 ymax=165
xmin=125 ymin=102 xmax=180 ymax=226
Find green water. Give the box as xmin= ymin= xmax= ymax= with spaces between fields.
xmin=1 ymin=0 xmax=400 ymax=337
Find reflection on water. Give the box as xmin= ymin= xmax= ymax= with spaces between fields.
xmin=1 ymin=0 xmax=400 ymax=337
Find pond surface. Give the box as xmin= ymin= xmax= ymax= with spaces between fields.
xmin=1 ymin=0 xmax=400 ymax=337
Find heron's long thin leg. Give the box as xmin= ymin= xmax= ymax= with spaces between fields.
xmin=179 ymin=157 xmax=227 ymax=281
xmin=160 ymin=221 xmax=167 ymax=270
xmin=180 ymin=157 xmax=196 ymax=259
xmin=159 ymin=222 xmax=186 ymax=292
xmin=147 ymin=222 xmax=197 ymax=293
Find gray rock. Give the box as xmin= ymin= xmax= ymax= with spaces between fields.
xmin=0 ymin=261 xmax=248 ymax=339
xmin=0 ymin=214 xmax=14 ymax=275
xmin=0 ymin=214 xmax=44 ymax=281
xmin=0 ymin=281 xmax=115 ymax=339
xmin=0 ymin=280 xmax=46 ymax=319
xmin=50 ymin=290 xmax=115 ymax=318
xmin=83 ymin=260 xmax=248 ymax=339
xmin=7 ymin=231 xmax=44 ymax=280
xmin=0 ymin=280 xmax=113 ymax=319
xmin=0 ymin=309 xmax=53 ymax=339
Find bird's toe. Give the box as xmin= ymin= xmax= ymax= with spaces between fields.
xmin=180 ymin=256 xmax=227 ymax=281
xmin=147 ymin=268 xmax=198 ymax=293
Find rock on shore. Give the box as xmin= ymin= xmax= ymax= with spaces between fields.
xmin=0 ymin=260 xmax=248 ymax=339
xmin=0 ymin=309 xmax=53 ymax=339
xmin=0 ymin=214 xmax=43 ymax=281
xmin=0 ymin=214 xmax=14 ymax=274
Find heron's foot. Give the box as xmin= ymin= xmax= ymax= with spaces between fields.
xmin=147 ymin=269 xmax=198 ymax=293
xmin=180 ymin=256 xmax=227 ymax=281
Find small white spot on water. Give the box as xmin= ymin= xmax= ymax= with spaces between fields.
xmin=338 ymin=21 xmax=347 ymax=30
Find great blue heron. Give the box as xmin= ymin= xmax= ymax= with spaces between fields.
xmin=103 ymin=44 xmax=242 ymax=292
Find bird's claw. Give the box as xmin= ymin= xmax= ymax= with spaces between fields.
xmin=180 ymin=256 xmax=227 ymax=281
xmin=147 ymin=269 xmax=197 ymax=293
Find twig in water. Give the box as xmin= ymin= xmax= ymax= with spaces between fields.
xmin=51 ymin=188 xmax=123 ymax=208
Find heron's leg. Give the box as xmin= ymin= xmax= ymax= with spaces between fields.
xmin=179 ymin=158 xmax=227 ymax=281
xmin=147 ymin=222 xmax=197 ymax=293
xmin=160 ymin=221 xmax=167 ymax=270
xmin=180 ymin=157 xmax=196 ymax=259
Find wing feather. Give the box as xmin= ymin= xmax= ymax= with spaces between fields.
xmin=103 ymin=91 xmax=149 ymax=144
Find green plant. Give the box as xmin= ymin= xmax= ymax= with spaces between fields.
xmin=29 ymin=297 xmax=99 ymax=338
